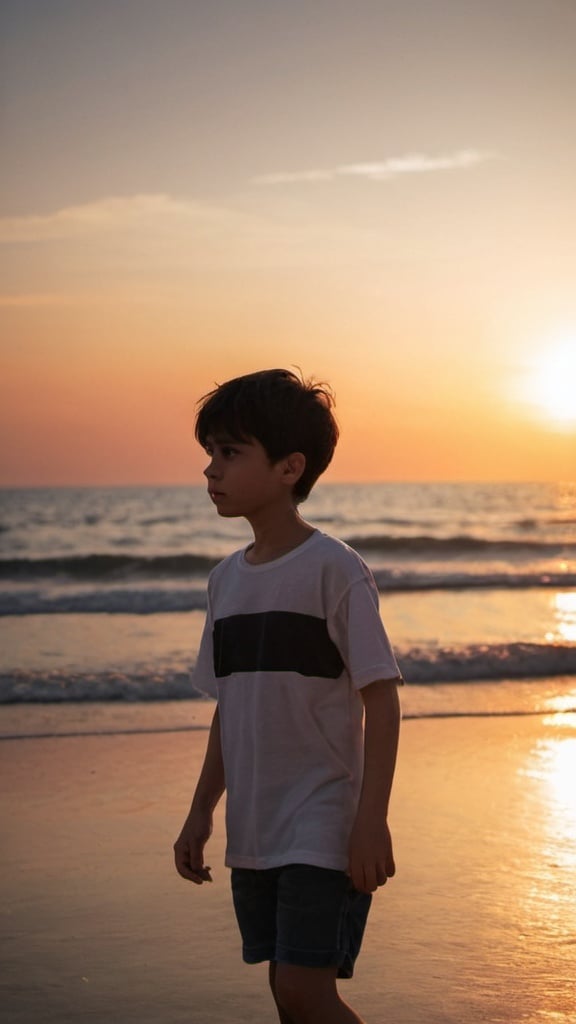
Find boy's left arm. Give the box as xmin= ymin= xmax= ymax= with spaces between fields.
xmin=348 ymin=677 xmax=401 ymax=895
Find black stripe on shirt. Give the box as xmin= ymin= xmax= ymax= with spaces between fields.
xmin=212 ymin=610 xmax=344 ymax=679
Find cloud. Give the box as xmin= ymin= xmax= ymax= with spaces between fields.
xmin=0 ymin=153 xmax=498 ymax=247
xmin=0 ymin=192 xmax=375 ymax=292
xmin=252 ymin=149 xmax=499 ymax=185
xmin=0 ymin=165 xmax=503 ymax=305
xmin=0 ymin=194 xmax=289 ymax=301
xmin=252 ymin=169 xmax=335 ymax=185
xmin=0 ymin=194 xmax=251 ymax=245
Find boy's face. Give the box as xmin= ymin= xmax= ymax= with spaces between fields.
xmin=203 ymin=433 xmax=294 ymax=519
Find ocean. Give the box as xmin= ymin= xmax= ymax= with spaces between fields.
xmin=1 ymin=480 xmax=576 ymax=727
xmin=3 ymin=481 xmax=576 ymax=1023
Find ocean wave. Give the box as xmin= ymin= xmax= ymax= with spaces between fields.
xmin=137 ymin=514 xmax=186 ymax=527
xmin=515 ymin=516 xmax=576 ymax=529
xmin=372 ymin=569 xmax=576 ymax=592
xmin=0 ymin=586 xmax=208 ymax=616
xmin=0 ymin=669 xmax=203 ymax=703
xmin=1 ymin=643 xmax=574 ymax=702
xmin=0 ymin=552 xmax=219 ymax=582
xmin=2 ymin=570 xmax=575 ymax=616
xmin=399 ymin=642 xmax=576 ymax=683
xmin=2 ymin=532 xmax=575 ymax=584
xmin=346 ymin=534 xmax=576 ymax=555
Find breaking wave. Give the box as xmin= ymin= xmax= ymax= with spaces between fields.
xmin=2 ymin=570 xmax=575 ymax=616
xmin=1 ymin=642 xmax=575 ymax=703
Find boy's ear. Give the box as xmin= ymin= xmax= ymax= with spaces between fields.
xmin=280 ymin=452 xmax=306 ymax=487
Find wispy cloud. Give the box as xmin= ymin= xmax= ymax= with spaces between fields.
xmin=0 ymin=193 xmax=379 ymax=296
xmin=0 ymin=194 xmax=248 ymax=244
xmin=0 ymin=195 xmax=283 ymax=302
xmin=0 ymin=155 xmax=498 ymax=246
xmin=0 ymin=170 xmax=504 ymax=306
xmin=252 ymin=149 xmax=499 ymax=185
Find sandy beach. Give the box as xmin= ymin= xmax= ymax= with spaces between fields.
xmin=2 ymin=701 xmax=576 ymax=1024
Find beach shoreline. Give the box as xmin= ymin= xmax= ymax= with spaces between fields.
xmin=2 ymin=672 xmax=576 ymax=739
xmin=2 ymin=704 xmax=576 ymax=1023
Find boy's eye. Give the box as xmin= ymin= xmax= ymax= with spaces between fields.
xmin=203 ymin=440 xmax=241 ymax=459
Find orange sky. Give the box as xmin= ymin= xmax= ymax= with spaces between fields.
xmin=1 ymin=1 xmax=575 ymax=486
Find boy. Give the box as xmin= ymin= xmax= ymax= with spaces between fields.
xmin=174 ymin=368 xmax=402 ymax=1024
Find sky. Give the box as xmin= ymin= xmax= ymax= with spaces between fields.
xmin=1 ymin=0 xmax=575 ymax=486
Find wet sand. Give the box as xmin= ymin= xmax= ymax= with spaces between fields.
xmin=2 ymin=706 xmax=576 ymax=1023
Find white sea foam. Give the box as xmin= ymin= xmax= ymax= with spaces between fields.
xmin=2 ymin=642 xmax=575 ymax=703
xmin=2 ymin=570 xmax=576 ymax=617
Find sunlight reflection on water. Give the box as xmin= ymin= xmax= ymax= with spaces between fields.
xmin=546 ymin=591 xmax=576 ymax=644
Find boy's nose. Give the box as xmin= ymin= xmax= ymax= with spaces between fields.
xmin=204 ymin=461 xmax=219 ymax=480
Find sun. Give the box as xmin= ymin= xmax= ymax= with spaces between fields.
xmin=521 ymin=336 xmax=576 ymax=429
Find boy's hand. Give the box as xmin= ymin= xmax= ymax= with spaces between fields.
xmin=174 ymin=810 xmax=214 ymax=884
xmin=347 ymin=815 xmax=396 ymax=894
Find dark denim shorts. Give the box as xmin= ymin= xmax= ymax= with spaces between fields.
xmin=230 ymin=863 xmax=372 ymax=979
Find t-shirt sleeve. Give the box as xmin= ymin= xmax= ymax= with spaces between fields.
xmin=330 ymin=572 xmax=403 ymax=690
xmin=191 ymin=588 xmax=218 ymax=699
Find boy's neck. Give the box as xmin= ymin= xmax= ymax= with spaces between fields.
xmin=244 ymin=507 xmax=315 ymax=565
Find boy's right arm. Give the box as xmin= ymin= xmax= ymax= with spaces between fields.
xmin=173 ymin=705 xmax=225 ymax=884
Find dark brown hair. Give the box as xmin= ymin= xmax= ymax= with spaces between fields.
xmin=195 ymin=368 xmax=339 ymax=501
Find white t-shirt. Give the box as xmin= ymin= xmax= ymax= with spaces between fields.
xmin=193 ymin=530 xmax=402 ymax=871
